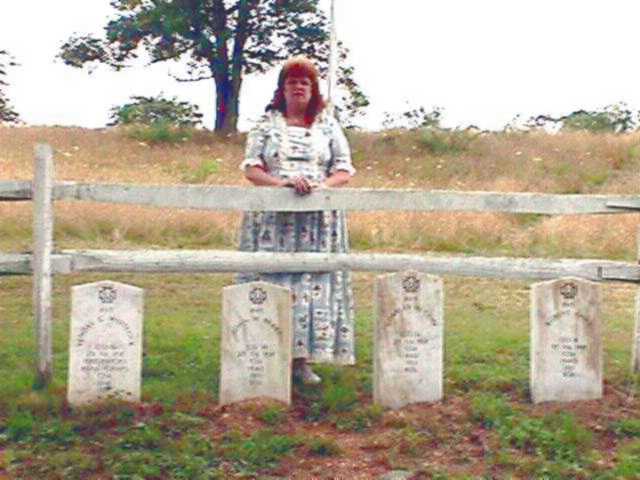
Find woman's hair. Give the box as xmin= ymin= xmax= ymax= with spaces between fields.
xmin=267 ymin=56 xmax=326 ymax=127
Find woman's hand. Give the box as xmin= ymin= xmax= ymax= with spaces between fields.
xmin=289 ymin=176 xmax=313 ymax=196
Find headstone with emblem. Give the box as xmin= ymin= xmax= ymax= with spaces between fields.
xmin=374 ymin=271 xmax=444 ymax=409
xmin=530 ymin=277 xmax=602 ymax=403
xmin=68 ymin=281 xmax=144 ymax=406
xmin=220 ymin=281 xmax=293 ymax=406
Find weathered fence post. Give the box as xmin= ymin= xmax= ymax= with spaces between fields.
xmin=633 ymin=227 xmax=640 ymax=374
xmin=32 ymin=144 xmax=54 ymax=387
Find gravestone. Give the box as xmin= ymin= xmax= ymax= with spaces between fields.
xmin=632 ymin=290 xmax=640 ymax=373
xmin=220 ymin=281 xmax=293 ymax=406
xmin=374 ymin=271 xmax=444 ymax=409
xmin=530 ymin=277 xmax=602 ymax=403
xmin=68 ymin=281 xmax=144 ymax=406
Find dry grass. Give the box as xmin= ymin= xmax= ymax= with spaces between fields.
xmin=2 ymin=126 xmax=640 ymax=259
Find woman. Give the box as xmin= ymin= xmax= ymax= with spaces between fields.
xmin=238 ymin=56 xmax=356 ymax=384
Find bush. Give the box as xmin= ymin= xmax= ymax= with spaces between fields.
xmin=109 ymin=95 xmax=203 ymax=127
xmin=109 ymin=95 xmax=203 ymax=144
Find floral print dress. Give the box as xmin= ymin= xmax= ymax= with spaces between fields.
xmin=237 ymin=110 xmax=356 ymax=365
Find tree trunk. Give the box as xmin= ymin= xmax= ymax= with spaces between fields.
xmin=214 ymin=76 xmax=238 ymax=133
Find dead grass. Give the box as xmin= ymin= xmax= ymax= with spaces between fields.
xmin=2 ymin=126 xmax=640 ymax=260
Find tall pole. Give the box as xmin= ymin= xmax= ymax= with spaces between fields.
xmin=327 ymin=0 xmax=337 ymax=116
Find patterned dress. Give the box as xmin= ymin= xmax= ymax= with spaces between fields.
xmin=237 ymin=109 xmax=356 ymax=365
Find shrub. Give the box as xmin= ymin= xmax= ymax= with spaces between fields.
xmin=110 ymin=95 xmax=203 ymax=144
xmin=109 ymin=95 xmax=203 ymax=128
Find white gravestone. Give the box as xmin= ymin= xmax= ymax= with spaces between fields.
xmin=632 ymin=290 xmax=640 ymax=373
xmin=220 ymin=282 xmax=293 ymax=406
xmin=374 ymin=271 xmax=444 ymax=409
xmin=68 ymin=281 xmax=144 ymax=406
xmin=530 ymin=277 xmax=602 ymax=403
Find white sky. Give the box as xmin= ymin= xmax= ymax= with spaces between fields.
xmin=1 ymin=0 xmax=639 ymax=131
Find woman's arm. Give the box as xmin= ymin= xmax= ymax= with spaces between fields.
xmin=244 ymin=166 xmax=288 ymax=187
xmin=321 ymin=170 xmax=351 ymax=188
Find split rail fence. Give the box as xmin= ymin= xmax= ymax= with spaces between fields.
xmin=2 ymin=144 xmax=640 ymax=385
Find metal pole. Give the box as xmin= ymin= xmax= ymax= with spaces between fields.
xmin=327 ymin=0 xmax=337 ymax=116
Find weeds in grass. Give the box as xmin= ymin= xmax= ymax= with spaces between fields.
xmin=307 ymin=436 xmax=342 ymax=456
xmin=611 ymin=418 xmax=640 ymax=438
xmin=180 ymin=159 xmax=220 ymax=183
xmin=4 ymin=411 xmax=35 ymax=442
xmin=333 ymin=404 xmax=384 ymax=432
xmin=258 ymin=405 xmax=286 ymax=426
xmin=470 ymin=393 xmax=514 ymax=428
xmin=123 ymin=121 xmax=194 ymax=144
xmin=220 ymin=429 xmax=302 ymax=473
xmin=418 ymin=128 xmax=478 ymax=156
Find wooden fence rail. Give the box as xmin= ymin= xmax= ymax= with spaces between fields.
xmin=2 ymin=250 xmax=639 ymax=283
xmin=3 ymin=180 xmax=640 ymax=214
xmin=3 ymin=143 xmax=640 ymax=385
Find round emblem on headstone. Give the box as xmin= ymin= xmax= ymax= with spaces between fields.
xmin=402 ymin=274 xmax=420 ymax=293
xmin=249 ymin=287 xmax=267 ymax=305
xmin=560 ymin=282 xmax=577 ymax=300
xmin=98 ymin=285 xmax=117 ymax=304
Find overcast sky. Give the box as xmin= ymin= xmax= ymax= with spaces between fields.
xmin=1 ymin=0 xmax=639 ymax=131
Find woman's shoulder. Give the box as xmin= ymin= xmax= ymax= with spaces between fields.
xmin=251 ymin=110 xmax=285 ymax=132
xmin=314 ymin=110 xmax=343 ymax=134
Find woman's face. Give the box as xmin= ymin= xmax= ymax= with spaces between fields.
xmin=283 ymin=74 xmax=312 ymax=110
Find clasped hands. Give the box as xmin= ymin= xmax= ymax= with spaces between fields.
xmin=283 ymin=176 xmax=324 ymax=196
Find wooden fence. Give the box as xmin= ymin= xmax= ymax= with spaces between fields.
xmin=2 ymin=144 xmax=640 ymax=385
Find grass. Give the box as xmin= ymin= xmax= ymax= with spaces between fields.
xmin=3 ymin=126 xmax=640 ymax=477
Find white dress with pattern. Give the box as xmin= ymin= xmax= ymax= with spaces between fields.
xmin=237 ymin=110 xmax=356 ymax=364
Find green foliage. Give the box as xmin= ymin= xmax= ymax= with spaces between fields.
xmin=5 ymin=411 xmax=35 ymax=441
xmin=529 ymin=102 xmax=637 ymax=133
xmin=470 ymin=393 xmax=514 ymax=428
xmin=321 ymin=381 xmax=358 ymax=413
xmin=258 ymin=405 xmax=286 ymax=426
xmin=499 ymin=413 xmax=593 ymax=464
xmin=0 ymin=49 xmax=19 ymax=124
xmin=117 ymin=424 xmax=164 ymax=450
xmin=181 ymin=159 xmax=220 ymax=183
xmin=125 ymin=121 xmax=194 ymax=144
xmin=382 ymin=105 xmax=443 ymax=130
xmin=307 ymin=436 xmax=342 ymax=456
xmin=221 ymin=429 xmax=302 ymax=473
xmin=58 ymin=1 xmax=367 ymax=131
xmin=334 ymin=404 xmax=384 ymax=432
xmin=109 ymin=95 xmax=203 ymax=128
xmin=611 ymin=418 xmax=640 ymax=438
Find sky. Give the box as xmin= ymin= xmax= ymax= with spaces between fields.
xmin=1 ymin=0 xmax=640 ymax=131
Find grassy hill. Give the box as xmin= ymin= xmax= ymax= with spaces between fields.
xmin=2 ymin=126 xmax=640 ymax=259
xmin=2 ymin=127 xmax=640 ymax=479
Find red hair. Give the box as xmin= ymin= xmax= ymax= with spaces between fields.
xmin=267 ymin=56 xmax=326 ymax=127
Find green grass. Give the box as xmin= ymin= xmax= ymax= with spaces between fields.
xmin=0 ymin=272 xmax=638 ymax=477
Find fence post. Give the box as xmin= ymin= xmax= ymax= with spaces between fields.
xmin=32 ymin=144 xmax=54 ymax=387
xmin=634 ymin=227 xmax=640 ymax=374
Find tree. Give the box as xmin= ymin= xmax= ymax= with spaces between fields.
xmin=0 ymin=49 xmax=20 ymax=124
xmin=527 ymin=103 xmax=637 ymax=134
xmin=58 ymin=0 xmax=367 ymax=132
